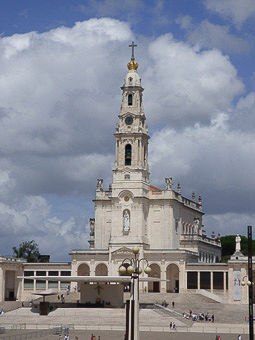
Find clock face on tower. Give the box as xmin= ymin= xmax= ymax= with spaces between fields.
xmin=125 ymin=116 xmax=133 ymax=125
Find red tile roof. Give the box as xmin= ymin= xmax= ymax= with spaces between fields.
xmin=150 ymin=185 xmax=161 ymax=192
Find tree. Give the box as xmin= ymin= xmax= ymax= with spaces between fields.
xmin=12 ymin=240 xmax=40 ymax=262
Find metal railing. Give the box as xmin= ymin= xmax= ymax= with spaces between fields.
xmin=0 ymin=329 xmax=53 ymax=340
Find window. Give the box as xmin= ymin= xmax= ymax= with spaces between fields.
xmin=61 ymin=281 xmax=70 ymax=289
xmin=48 ymin=271 xmax=59 ymax=276
xmin=200 ymin=272 xmax=210 ymax=289
xmin=61 ymin=271 xmax=71 ymax=276
xmin=24 ymin=271 xmax=34 ymax=277
xmin=187 ymin=272 xmax=197 ymax=289
xmin=125 ymin=144 xmax=132 ymax=166
xmin=128 ymin=94 xmax=132 ymax=106
xmin=36 ymin=280 xmax=46 ymax=289
xmin=48 ymin=281 xmax=58 ymax=289
xmin=213 ymin=272 xmax=224 ymax=290
xmin=36 ymin=271 xmax=46 ymax=276
xmin=24 ymin=279 xmax=34 ymax=289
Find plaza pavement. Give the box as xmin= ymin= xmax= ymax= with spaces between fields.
xmin=0 ymin=306 xmax=249 ymax=339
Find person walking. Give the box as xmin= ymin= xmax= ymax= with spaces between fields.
xmin=169 ymin=321 xmax=172 ymax=330
xmin=172 ymin=321 xmax=176 ymax=330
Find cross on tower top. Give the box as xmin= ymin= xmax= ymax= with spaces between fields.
xmin=129 ymin=41 xmax=137 ymax=61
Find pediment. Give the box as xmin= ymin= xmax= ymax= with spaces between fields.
xmin=111 ymin=246 xmax=133 ymax=255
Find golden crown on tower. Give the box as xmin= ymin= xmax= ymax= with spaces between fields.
xmin=127 ymin=59 xmax=139 ymax=70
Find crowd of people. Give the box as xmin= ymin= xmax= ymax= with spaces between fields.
xmin=58 ymin=335 xmax=79 ymax=340
xmin=183 ymin=309 xmax=214 ymax=322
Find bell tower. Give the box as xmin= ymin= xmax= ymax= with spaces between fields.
xmin=112 ymin=42 xmax=150 ymax=197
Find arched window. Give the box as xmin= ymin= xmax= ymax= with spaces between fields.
xmin=125 ymin=144 xmax=132 ymax=165
xmin=128 ymin=94 xmax=133 ymax=106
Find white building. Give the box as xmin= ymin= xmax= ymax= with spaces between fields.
xmin=70 ymin=50 xmax=221 ymax=294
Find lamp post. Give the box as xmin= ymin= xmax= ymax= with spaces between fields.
xmin=241 ymin=226 xmax=254 ymax=340
xmin=119 ymin=247 xmax=151 ymax=340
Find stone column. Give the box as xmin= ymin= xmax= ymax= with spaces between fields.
xmin=160 ymin=261 xmax=166 ymax=293
xmin=179 ymin=260 xmax=185 ymax=293
xmin=0 ymin=267 xmax=4 ymax=302
xmin=223 ymin=272 xmax=226 ymax=292
xmin=58 ymin=270 xmax=61 ymax=292
xmin=197 ymin=271 xmax=200 ymax=290
xmin=46 ymin=270 xmax=49 ymax=290
xmin=210 ymin=271 xmax=213 ymax=292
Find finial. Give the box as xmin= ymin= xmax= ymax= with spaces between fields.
xmin=198 ymin=195 xmax=202 ymax=205
xmin=192 ymin=191 xmax=195 ymax=201
xmin=177 ymin=182 xmax=181 ymax=194
xmin=127 ymin=41 xmax=139 ymax=70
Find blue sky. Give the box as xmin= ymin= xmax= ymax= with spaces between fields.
xmin=0 ymin=0 xmax=254 ymax=261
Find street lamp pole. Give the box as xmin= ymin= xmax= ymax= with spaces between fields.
xmin=119 ymin=247 xmax=151 ymax=340
xmin=248 ymin=225 xmax=254 ymax=340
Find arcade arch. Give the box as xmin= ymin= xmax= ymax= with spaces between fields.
xmin=166 ymin=264 xmax=179 ymax=293
xmin=95 ymin=263 xmax=108 ymax=276
xmin=78 ymin=263 xmax=90 ymax=276
xmin=148 ymin=263 xmax=161 ymax=292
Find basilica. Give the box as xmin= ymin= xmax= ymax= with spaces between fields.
xmin=0 ymin=45 xmax=250 ymax=305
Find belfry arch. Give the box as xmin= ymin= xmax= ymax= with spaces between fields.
xmin=166 ymin=264 xmax=179 ymax=293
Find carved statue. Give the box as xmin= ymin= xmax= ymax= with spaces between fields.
xmin=96 ymin=179 xmax=103 ymax=191
xmin=193 ymin=218 xmax=200 ymax=234
xmin=165 ymin=177 xmax=173 ymax=190
xmin=235 ymin=234 xmax=241 ymax=252
xmin=123 ymin=210 xmax=130 ymax=232
xmin=90 ymin=218 xmax=95 ymax=237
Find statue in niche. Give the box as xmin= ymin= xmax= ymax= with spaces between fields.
xmin=123 ymin=210 xmax=130 ymax=232
xmin=235 ymin=234 xmax=241 ymax=252
xmin=193 ymin=218 xmax=200 ymax=234
xmin=165 ymin=177 xmax=173 ymax=190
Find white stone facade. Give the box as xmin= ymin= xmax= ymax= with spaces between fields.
xmin=70 ymin=57 xmax=222 ymax=295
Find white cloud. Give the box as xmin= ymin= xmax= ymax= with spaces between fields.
xmin=230 ymin=92 xmax=255 ymax=131
xmin=149 ymin=113 xmax=255 ymax=214
xmin=175 ymin=15 xmax=193 ymax=29
xmin=204 ymin=212 xmax=255 ymax=237
xmin=143 ymin=34 xmax=244 ymax=126
xmin=177 ymin=19 xmax=249 ymax=54
xmin=204 ymin=0 xmax=255 ymax=28
xmin=78 ymin=0 xmax=144 ymax=17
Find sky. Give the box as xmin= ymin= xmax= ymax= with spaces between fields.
xmin=0 ymin=0 xmax=254 ymax=261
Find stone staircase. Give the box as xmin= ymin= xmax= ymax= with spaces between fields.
xmin=136 ymin=292 xmax=218 ymax=305
xmin=0 ymin=301 xmax=22 ymax=313
xmin=138 ymin=292 xmax=249 ymax=325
